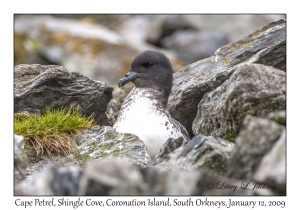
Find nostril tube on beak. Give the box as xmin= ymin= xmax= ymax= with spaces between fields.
xmin=118 ymin=71 xmax=138 ymax=87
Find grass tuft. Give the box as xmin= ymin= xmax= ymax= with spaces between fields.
xmin=14 ymin=106 xmax=97 ymax=156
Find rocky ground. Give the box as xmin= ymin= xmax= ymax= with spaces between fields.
xmin=14 ymin=16 xmax=286 ymax=196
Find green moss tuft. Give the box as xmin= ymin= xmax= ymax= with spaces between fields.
xmin=223 ymin=131 xmax=237 ymax=142
xmin=14 ymin=106 xmax=97 ymax=156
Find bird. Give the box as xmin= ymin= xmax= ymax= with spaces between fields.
xmin=113 ymin=50 xmax=190 ymax=158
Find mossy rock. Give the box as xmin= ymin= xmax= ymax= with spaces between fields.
xmin=223 ymin=131 xmax=237 ymax=142
xmin=75 ymin=126 xmax=151 ymax=168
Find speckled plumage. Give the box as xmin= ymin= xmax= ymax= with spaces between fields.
xmin=113 ymin=50 xmax=190 ymax=158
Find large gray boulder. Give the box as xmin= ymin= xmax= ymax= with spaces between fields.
xmin=192 ymin=63 xmax=286 ymax=140
xmin=152 ymin=135 xmax=235 ymax=175
xmin=14 ymin=64 xmax=113 ymax=126
xmin=226 ymin=115 xmax=285 ymax=180
xmin=168 ymin=19 xmax=286 ymax=136
xmin=76 ymin=126 xmax=151 ymax=168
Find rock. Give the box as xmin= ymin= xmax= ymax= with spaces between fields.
xmin=253 ymin=130 xmax=286 ymax=195
xmin=168 ymin=19 xmax=286 ymax=136
xmin=192 ymin=63 xmax=286 ymax=139
xmin=78 ymin=159 xmax=148 ymax=195
xmin=14 ymin=134 xmax=28 ymax=184
xmin=14 ymin=64 xmax=113 ymax=126
xmin=267 ymin=110 xmax=286 ymax=126
xmin=105 ymin=98 xmax=120 ymax=125
xmin=112 ymin=82 xmax=134 ymax=104
xmin=226 ymin=115 xmax=285 ymax=180
xmin=161 ymin=29 xmax=230 ymax=64
xmin=16 ymin=165 xmax=83 ymax=195
xmin=153 ymin=135 xmax=235 ymax=175
xmin=76 ymin=126 xmax=151 ymax=168
xmin=155 ymin=137 xmax=186 ymax=159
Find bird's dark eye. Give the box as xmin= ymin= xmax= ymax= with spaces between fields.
xmin=144 ymin=61 xmax=154 ymax=68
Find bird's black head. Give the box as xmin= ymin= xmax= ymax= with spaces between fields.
xmin=118 ymin=50 xmax=174 ymax=96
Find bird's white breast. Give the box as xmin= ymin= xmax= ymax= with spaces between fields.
xmin=113 ymin=88 xmax=181 ymax=158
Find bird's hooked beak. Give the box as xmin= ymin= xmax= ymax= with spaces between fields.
xmin=118 ymin=71 xmax=138 ymax=87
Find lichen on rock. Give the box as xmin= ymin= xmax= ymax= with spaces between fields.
xmin=76 ymin=126 xmax=151 ymax=168
xmin=192 ymin=63 xmax=286 ymax=140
